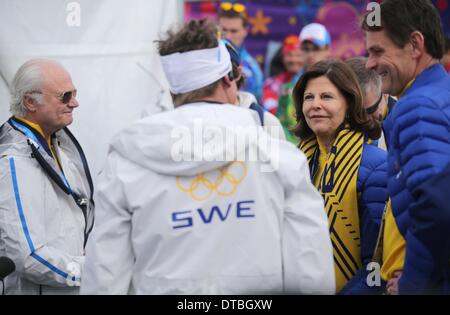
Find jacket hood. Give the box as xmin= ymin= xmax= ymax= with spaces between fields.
xmin=110 ymin=103 xmax=269 ymax=176
xmin=238 ymin=91 xmax=257 ymax=109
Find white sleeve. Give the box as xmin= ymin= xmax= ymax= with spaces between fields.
xmin=80 ymin=151 xmax=134 ymax=294
xmin=0 ymin=157 xmax=84 ymax=288
xmin=282 ymin=157 xmax=335 ymax=295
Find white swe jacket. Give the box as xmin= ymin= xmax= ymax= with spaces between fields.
xmin=81 ymin=103 xmax=335 ymax=295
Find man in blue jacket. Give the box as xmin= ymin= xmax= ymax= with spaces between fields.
xmin=218 ymin=2 xmax=264 ymax=102
xmin=362 ymin=0 xmax=450 ymax=294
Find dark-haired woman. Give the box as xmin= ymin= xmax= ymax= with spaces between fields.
xmin=293 ymin=60 xmax=388 ymax=294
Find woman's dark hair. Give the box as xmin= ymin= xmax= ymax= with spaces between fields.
xmin=292 ymin=59 xmax=381 ymax=141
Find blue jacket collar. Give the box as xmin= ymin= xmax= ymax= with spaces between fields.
xmin=402 ymin=64 xmax=447 ymax=98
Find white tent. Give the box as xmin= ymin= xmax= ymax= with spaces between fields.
xmin=0 ymin=0 xmax=182 ymax=179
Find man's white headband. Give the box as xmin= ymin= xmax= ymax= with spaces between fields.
xmin=161 ymin=40 xmax=232 ymax=94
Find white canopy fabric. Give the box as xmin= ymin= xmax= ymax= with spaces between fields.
xmin=0 ymin=0 xmax=182 ymax=179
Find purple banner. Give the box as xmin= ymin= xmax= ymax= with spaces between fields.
xmin=185 ymin=0 xmax=450 ymax=70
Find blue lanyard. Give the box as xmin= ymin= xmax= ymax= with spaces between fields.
xmin=10 ymin=119 xmax=73 ymax=193
xmin=10 ymin=119 xmax=41 ymax=149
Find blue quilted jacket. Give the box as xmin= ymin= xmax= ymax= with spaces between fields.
xmin=383 ymin=64 xmax=450 ymax=294
xmin=340 ymin=143 xmax=388 ymax=294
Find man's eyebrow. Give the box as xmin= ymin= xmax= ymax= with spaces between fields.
xmin=368 ymin=45 xmax=384 ymax=52
xmin=221 ymin=27 xmax=237 ymax=31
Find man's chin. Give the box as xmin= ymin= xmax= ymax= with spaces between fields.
xmin=62 ymin=117 xmax=73 ymax=127
xmin=382 ymin=81 xmax=395 ymax=96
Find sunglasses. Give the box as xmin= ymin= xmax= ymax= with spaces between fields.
xmin=58 ymin=90 xmax=77 ymax=104
xmin=366 ymin=93 xmax=383 ymax=115
xmin=220 ymin=2 xmax=246 ymax=13
xmin=32 ymin=89 xmax=77 ymax=104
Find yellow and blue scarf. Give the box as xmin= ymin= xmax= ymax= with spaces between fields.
xmin=300 ymin=128 xmax=365 ymax=293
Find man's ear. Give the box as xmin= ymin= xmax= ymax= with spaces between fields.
xmin=409 ymin=31 xmax=425 ymax=59
xmin=23 ymin=94 xmax=38 ymax=113
xmin=222 ymin=75 xmax=233 ymax=87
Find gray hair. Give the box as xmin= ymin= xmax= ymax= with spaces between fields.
xmin=345 ymin=57 xmax=382 ymax=98
xmin=9 ymin=59 xmax=61 ymax=116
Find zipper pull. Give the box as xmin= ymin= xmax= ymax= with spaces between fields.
xmin=77 ymin=198 xmax=88 ymax=206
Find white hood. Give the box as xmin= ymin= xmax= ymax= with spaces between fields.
xmin=238 ymin=91 xmax=258 ymax=109
xmin=237 ymin=91 xmax=287 ymax=142
xmin=109 ymin=103 xmax=268 ymax=176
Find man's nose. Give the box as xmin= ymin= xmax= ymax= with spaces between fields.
xmin=366 ymin=56 xmax=376 ymax=70
xmin=69 ymin=97 xmax=79 ymax=108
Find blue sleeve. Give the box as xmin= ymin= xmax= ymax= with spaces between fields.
xmin=340 ymin=147 xmax=387 ymax=295
xmin=395 ymin=98 xmax=450 ymax=293
xmin=402 ymin=164 xmax=450 ymax=294
xmin=242 ymin=52 xmax=264 ymax=102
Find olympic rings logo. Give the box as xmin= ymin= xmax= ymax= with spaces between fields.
xmin=176 ymin=161 xmax=247 ymax=202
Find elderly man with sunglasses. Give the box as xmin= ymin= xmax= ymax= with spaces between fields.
xmin=346 ymin=57 xmax=395 ymax=150
xmin=0 ymin=59 xmax=94 ymax=294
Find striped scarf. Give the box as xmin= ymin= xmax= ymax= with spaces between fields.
xmin=300 ymin=128 xmax=364 ymax=293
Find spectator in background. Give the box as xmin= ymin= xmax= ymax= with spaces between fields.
xmin=346 ymin=57 xmax=389 ymax=150
xmin=218 ymin=2 xmax=264 ymax=102
xmin=300 ymin=23 xmax=331 ymax=71
xmin=346 ymin=57 xmax=387 ymax=123
xmin=268 ymin=47 xmax=285 ymax=78
xmin=276 ymin=23 xmax=331 ymax=144
xmin=223 ymin=38 xmax=286 ymax=141
xmin=262 ymin=35 xmax=304 ymax=115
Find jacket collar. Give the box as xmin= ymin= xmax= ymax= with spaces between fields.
xmin=401 ymin=64 xmax=447 ymax=99
xmin=14 ymin=116 xmax=48 ymax=141
xmin=9 ymin=116 xmax=55 ymax=157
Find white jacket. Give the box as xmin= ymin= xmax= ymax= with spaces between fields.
xmin=238 ymin=91 xmax=286 ymax=141
xmin=81 ymin=103 xmax=335 ymax=295
xmin=0 ymin=118 xmax=94 ymax=295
